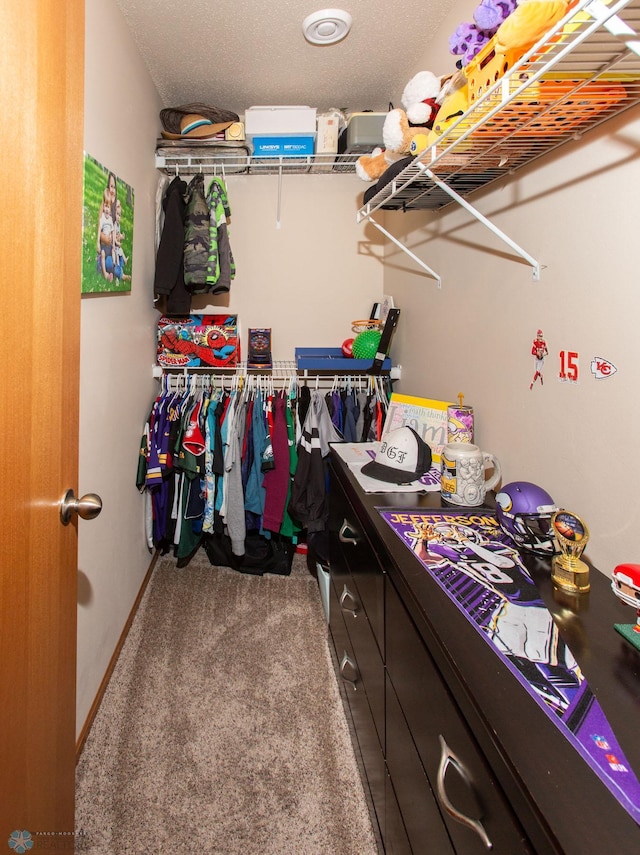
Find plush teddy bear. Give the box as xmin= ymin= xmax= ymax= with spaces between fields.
xmin=400 ymin=70 xmax=443 ymax=127
xmin=356 ymin=108 xmax=431 ymax=181
xmin=355 ymin=144 xmax=404 ymax=182
xmin=356 ymin=70 xmax=448 ymax=182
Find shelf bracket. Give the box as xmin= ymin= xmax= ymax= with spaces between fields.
xmin=367 ymin=215 xmax=442 ymax=287
xmin=422 ymin=169 xmax=541 ymax=282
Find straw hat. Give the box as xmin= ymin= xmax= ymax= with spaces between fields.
xmin=160 ymin=103 xmax=239 ymax=140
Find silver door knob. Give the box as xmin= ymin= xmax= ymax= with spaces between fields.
xmin=60 ymin=489 xmax=103 ymax=525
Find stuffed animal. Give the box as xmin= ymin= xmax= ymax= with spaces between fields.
xmin=401 ymin=70 xmax=443 ymax=127
xmin=356 ymin=70 xmax=449 ymax=181
xmin=449 ymin=22 xmax=492 ymax=67
xmin=356 ymin=109 xmax=431 ymax=181
xmin=355 ymin=145 xmax=405 ymax=182
xmin=494 ymin=0 xmax=572 ymax=53
xmin=474 ymin=0 xmax=518 ymax=30
xmin=449 ymin=0 xmax=517 ymax=67
xmin=425 ymin=72 xmax=471 ymax=143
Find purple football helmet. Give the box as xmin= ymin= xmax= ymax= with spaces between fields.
xmin=495 ymin=481 xmax=558 ymax=556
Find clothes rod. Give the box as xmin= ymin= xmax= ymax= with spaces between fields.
xmin=152 ymin=363 xmax=402 ymax=380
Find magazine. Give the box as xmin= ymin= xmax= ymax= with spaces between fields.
xmin=382 ymin=393 xmax=452 ymax=462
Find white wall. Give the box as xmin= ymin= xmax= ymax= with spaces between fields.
xmin=77 ymin=0 xmax=162 ymax=738
xmin=384 ymin=0 xmax=640 ymax=575
xmin=192 ymin=173 xmax=384 ymax=356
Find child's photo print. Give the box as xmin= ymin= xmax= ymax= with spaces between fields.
xmin=82 ymin=154 xmax=134 ymax=294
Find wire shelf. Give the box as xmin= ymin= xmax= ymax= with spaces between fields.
xmin=155 ymin=144 xmax=362 ymax=176
xmin=357 ymin=0 xmax=640 ymax=216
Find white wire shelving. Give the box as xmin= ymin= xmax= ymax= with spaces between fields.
xmin=154 ymin=143 xmax=361 ymax=176
xmin=357 ymin=0 xmax=640 ymax=282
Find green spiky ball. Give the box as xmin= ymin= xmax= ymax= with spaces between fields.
xmin=352 ymin=329 xmax=382 ymax=359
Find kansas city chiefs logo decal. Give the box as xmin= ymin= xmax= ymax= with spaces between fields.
xmin=590 ymin=357 xmax=617 ymax=379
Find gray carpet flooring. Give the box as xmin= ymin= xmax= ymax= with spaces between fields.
xmin=75 ymin=551 xmax=379 ymax=854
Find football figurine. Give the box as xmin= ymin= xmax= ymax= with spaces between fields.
xmin=612 ymin=563 xmax=640 ymax=649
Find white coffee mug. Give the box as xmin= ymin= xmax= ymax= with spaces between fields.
xmin=440 ymin=442 xmax=501 ymax=507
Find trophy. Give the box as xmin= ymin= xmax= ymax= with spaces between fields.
xmin=551 ymin=510 xmax=590 ymax=594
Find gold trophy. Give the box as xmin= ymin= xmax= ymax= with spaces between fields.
xmin=551 ymin=510 xmax=590 ymax=594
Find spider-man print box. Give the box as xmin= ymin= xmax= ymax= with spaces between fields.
xmin=157 ymin=315 xmax=239 ymax=368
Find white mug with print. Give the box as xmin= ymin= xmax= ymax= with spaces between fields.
xmin=440 ymin=442 xmax=501 ymax=507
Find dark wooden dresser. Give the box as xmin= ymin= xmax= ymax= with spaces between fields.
xmin=326 ymin=451 xmax=640 ymax=854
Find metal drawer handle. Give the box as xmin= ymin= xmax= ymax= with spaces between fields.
xmin=339 ymin=651 xmax=359 ymax=690
xmin=339 ymin=519 xmax=359 ymax=546
xmin=339 ymin=584 xmax=359 ymax=617
xmin=436 ymin=735 xmax=492 ymax=850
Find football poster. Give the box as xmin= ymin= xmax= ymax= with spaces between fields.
xmin=378 ymin=507 xmax=640 ymax=823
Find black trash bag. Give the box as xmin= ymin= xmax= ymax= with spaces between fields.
xmin=203 ymin=529 xmax=294 ymax=576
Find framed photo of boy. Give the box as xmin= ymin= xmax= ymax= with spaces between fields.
xmin=81 ymin=153 xmax=134 ymax=294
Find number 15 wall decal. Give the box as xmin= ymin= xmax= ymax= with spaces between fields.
xmin=559 ymin=350 xmax=579 ymax=384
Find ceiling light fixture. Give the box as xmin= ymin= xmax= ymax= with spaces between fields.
xmin=302 ymin=9 xmax=352 ymax=45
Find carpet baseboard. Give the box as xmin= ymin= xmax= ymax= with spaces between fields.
xmin=75 ymin=550 xmax=159 ymax=759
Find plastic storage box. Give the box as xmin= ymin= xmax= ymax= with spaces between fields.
xmin=295 ymin=347 xmax=391 ymax=373
xmin=334 ymin=111 xmax=387 ymax=171
xmin=245 ymin=106 xmax=317 ymax=137
xmin=338 ymin=112 xmax=386 ymax=154
xmin=252 ymin=136 xmax=315 ymax=157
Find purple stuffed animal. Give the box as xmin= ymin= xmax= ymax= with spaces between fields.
xmin=474 ymin=0 xmax=518 ymax=31
xmin=448 ymin=22 xmax=492 ymax=67
xmin=449 ymin=0 xmax=517 ymax=67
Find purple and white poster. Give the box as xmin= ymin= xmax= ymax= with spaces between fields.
xmin=378 ymin=507 xmax=640 ymax=823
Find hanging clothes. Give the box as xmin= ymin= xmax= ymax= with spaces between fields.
xmin=153 ymin=175 xmax=191 ymax=314
xmin=138 ymin=371 xmax=391 ymax=568
xmin=205 ymin=176 xmax=235 ymax=294
xmin=244 ymin=387 xmax=268 ymax=522
xmin=222 ymin=388 xmax=247 ymax=556
xmin=262 ymin=393 xmax=292 ymax=534
xmin=183 ymin=173 xmax=210 ymax=293
xmin=154 ymin=173 xmax=237 ymax=310
xmin=278 ymin=394 xmax=301 ymax=541
xmin=288 ymin=390 xmax=342 ymax=534
xmin=342 ymin=388 xmax=360 ymax=442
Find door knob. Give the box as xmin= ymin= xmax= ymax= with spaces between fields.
xmin=60 ymin=489 xmax=103 ymax=525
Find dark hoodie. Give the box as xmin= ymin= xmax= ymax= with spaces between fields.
xmin=153 ymin=176 xmax=191 ymax=314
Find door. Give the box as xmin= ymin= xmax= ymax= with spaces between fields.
xmin=0 ymin=0 xmax=84 ymax=849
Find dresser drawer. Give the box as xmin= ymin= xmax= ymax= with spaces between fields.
xmin=329 ymin=580 xmax=387 ymax=842
xmin=384 ymin=771 xmax=412 ymax=855
xmin=330 ymin=564 xmax=385 ymax=747
xmin=329 ymin=476 xmax=385 ymax=649
xmin=386 ymin=580 xmax=532 ymax=854
xmin=386 ymin=674 xmax=456 ymax=854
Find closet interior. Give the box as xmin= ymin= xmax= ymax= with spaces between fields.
xmin=139 ymin=361 xmax=393 ymax=570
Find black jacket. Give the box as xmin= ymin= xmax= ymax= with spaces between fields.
xmin=153 ymin=176 xmax=191 ymax=314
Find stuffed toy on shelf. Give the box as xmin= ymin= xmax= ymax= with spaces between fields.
xmin=355 ymin=109 xmax=431 ymax=181
xmin=494 ymin=0 xmax=573 ymax=53
xmin=356 ymin=70 xmax=448 ymax=181
xmin=449 ymin=0 xmax=517 ymax=67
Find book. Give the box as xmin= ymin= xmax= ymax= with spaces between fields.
xmin=382 ymin=393 xmax=452 ymax=462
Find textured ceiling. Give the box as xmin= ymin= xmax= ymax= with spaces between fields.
xmin=115 ymin=0 xmax=457 ymax=115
